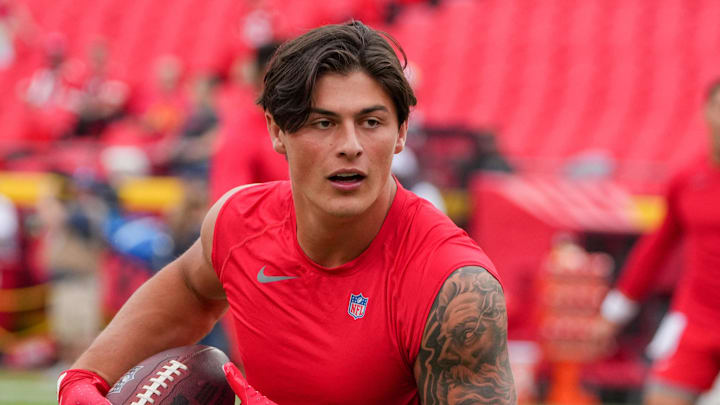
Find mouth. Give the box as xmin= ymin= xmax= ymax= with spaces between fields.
xmin=327 ymin=171 xmax=367 ymax=190
xmin=328 ymin=173 xmax=366 ymax=183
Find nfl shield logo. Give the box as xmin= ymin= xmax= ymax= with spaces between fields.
xmin=348 ymin=293 xmax=369 ymax=320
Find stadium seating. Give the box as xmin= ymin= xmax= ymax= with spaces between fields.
xmin=4 ymin=0 xmax=717 ymax=190
xmin=390 ymin=0 xmax=720 ymax=190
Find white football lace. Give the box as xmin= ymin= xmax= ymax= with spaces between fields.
xmin=131 ymin=360 xmax=188 ymax=405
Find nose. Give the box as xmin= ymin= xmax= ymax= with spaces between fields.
xmin=336 ymin=123 xmax=363 ymax=159
xmin=438 ymin=338 xmax=460 ymax=368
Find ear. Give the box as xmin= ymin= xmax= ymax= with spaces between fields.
xmin=266 ymin=112 xmax=286 ymax=155
xmin=394 ymin=120 xmax=408 ymax=154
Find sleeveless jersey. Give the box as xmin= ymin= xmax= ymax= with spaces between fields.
xmin=212 ymin=180 xmax=499 ymax=404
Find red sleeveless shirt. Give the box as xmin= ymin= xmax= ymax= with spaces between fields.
xmin=212 ymin=180 xmax=499 ymax=404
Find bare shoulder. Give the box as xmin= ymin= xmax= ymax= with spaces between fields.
xmin=200 ymin=183 xmax=260 ymax=262
xmin=414 ymin=266 xmax=516 ymax=404
xmin=175 ymin=184 xmax=259 ymax=302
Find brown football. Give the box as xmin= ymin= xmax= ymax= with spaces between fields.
xmin=106 ymin=345 xmax=236 ymax=405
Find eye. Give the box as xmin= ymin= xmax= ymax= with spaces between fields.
xmin=312 ymin=119 xmax=333 ymax=129
xmin=453 ymin=320 xmax=480 ymax=344
xmin=363 ymin=118 xmax=381 ymax=128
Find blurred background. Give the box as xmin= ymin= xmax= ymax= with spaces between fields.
xmin=0 ymin=0 xmax=719 ymax=404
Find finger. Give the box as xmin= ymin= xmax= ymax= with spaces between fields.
xmin=222 ymin=362 xmax=248 ymax=403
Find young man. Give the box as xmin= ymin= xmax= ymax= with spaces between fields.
xmin=58 ymin=21 xmax=516 ymax=404
xmin=600 ymin=80 xmax=720 ymax=405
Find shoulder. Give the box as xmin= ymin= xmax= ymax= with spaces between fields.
xmin=429 ymin=267 xmax=504 ymax=314
xmin=200 ymin=183 xmax=258 ymax=263
xmin=389 ymin=187 xmax=502 ymax=303
xmin=200 ymin=181 xmax=290 ymax=265
xmin=209 ymin=181 xmax=291 ymax=226
xmin=216 ymin=181 xmax=291 ymax=211
xmin=400 ymin=187 xmax=468 ymax=241
xmin=395 ymin=187 xmax=459 ymax=246
xmin=398 ymin=189 xmax=500 ymax=281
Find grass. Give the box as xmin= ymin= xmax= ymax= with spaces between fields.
xmin=0 ymin=368 xmax=245 ymax=405
xmin=0 ymin=369 xmax=58 ymax=405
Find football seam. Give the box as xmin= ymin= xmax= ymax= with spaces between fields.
xmin=108 ymin=345 xmax=229 ymax=404
xmin=130 ymin=360 xmax=188 ymax=405
xmin=181 ymin=345 xmax=218 ymax=363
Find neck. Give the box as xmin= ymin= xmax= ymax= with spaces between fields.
xmin=295 ymin=178 xmax=397 ymax=268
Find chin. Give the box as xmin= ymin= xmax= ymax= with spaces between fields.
xmin=323 ymin=200 xmax=368 ymax=218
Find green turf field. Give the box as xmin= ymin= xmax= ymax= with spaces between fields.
xmin=0 ymin=369 xmax=57 ymax=405
xmin=0 ymin=368 xmax=247 ymax=405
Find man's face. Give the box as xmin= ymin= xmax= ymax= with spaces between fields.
xmin=267 ymin=71 xmax=407 ymax=219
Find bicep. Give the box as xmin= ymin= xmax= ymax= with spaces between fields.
xmin=414 ymin=266 xmax=516 ymax=405
xmin=190 ymin=183 xmax=256 ymax=301
xmin=177 ymin=238 xmax=226 ymax=302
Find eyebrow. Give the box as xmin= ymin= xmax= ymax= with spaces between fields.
xmin=309 ymin=105 xmax=390 ymax=117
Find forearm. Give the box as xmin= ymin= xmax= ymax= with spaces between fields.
xmin=616 ymin=227 xmax=678 ymax=301
xmin=71 ymin=262 xmax=228 ymax=385
xmin=614 ymin=193 xmax=682 ymax=301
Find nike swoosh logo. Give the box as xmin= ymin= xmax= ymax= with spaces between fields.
xmin=257 ymin=266 xmax=298 ymax=283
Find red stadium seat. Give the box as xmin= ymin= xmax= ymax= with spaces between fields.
xmin=4 ymin=0 xmax=720 ymax=189
xmin=388 ymin=0 xmax=720 ymax=188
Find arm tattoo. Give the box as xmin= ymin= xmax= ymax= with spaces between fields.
xmin=415 ymin=266 xmax=516 ymax=404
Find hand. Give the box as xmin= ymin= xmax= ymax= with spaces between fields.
xmin=589 ymin=316 xmax=621 ymax=356
xmin=223 ymin=362 xmax=279 ymax=405
xmin=57 ymin=369 xmax=112 ymax=405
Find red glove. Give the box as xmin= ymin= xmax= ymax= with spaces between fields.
xmin=223 ymin=362 xmax=279 ymax=405
xmin=57 ymin=369 xmax=112 ymax=405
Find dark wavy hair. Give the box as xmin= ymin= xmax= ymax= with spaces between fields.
xmin=258 ymin=21 xmax=417 ymax=133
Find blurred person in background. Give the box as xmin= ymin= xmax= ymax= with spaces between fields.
xmin=0 ymin=193 xmax=20 ymax=271
xmin=0 ymin=0 xmax=16 ymax=69
xmin=458 ymin=130 xmax=513 ymax=188
xmin=0 ymin=193 xmax=21 ymax=343
xmin=99 ymin=54 xmax=188 ymax=176
xmin=0 ymin=190 xmax=58 ymax=368
xmin=210 ymin=41 xmax=288 ymax=202
xmin=0 ymin=0 xmax=34 ymax=70
xmin=94 ymin=153 xmax=175 ymax=320
xmin=19 ymin=32 xmax=79 ymax=144
xmin=71 ymin=39 xmax=130 ymax=138
xmin=35 ymin=173 xmax=105 ymax=364
xmin=138 ymin=54 xmax=187 ymax=139
xmin=599 ymin=79 xmax=720 ymax=405
xmin=166 ymin=75 xmax=220 ymax=179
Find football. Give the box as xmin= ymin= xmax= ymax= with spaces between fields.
xmin=106 ymin=345 xmax=236 ymax=405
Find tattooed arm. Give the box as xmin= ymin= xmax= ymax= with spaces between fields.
xmin=414 ymin=266 xmax=516 ymax=404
